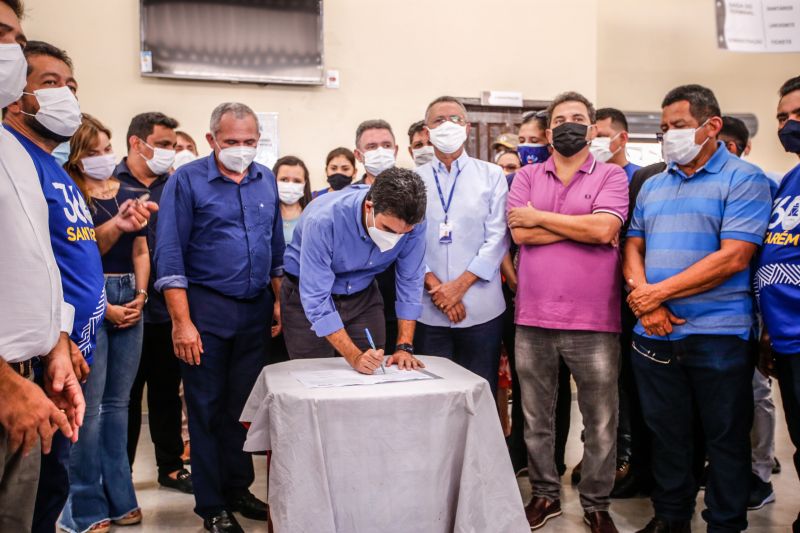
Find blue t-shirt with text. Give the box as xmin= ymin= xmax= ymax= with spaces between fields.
xmin=8 ymin=127 xmax=105 ymax=363
xmin=756 ymin=162 xmax=800 ymax=355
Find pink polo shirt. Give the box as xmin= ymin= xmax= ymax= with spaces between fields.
xmin=508 ymin=155 xmax=629 ymax=333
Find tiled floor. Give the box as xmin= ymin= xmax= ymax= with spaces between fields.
xmin=128 ymin=388 xmax=797 ymax=532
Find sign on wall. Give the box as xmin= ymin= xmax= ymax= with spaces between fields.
xmin=255 ymin=112 xmax=279 ymax=170
xmin=716 ymin=0 xmax=800 ymax=52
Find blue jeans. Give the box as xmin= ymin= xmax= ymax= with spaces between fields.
xmin=60 ymin=274 xmax=143 ymax=533
xmin=631 ymin=334 xmax=753 ymax=532
xmin=415 ymin=315 xmax=504 ymax=395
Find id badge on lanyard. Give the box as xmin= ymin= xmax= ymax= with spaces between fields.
xmin=439 ymin=221 xmax=453 ymax=244
xmin=433 ymin=166 xmax=461 ymax=245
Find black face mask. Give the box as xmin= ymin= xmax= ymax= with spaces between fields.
xmin=551 ymin=122 xmax=590 ymax=158
xmin=327 ymin=173 xmax=353 ymax=191
xmin=779 ymin=119 xmax=800 ymax=154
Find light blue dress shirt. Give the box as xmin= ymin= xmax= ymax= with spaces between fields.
xmin=416 ymin=151 xmax=508 ymax=328
xmin=283 ymin=186 xmax=427 ymax=337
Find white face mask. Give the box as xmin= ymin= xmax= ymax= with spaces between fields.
xmin=428 ymin=121 xmax=467 ymax=154
xmin=0 ymin=43 xmax=27 ymax=109
xmin=22 ymin=86 xmax=82 ymax=138
xmin=412 ymin=145 xmax=435 ymax=166
xmin=662 ymin=120 xmax=709 ymax=166
xmin=217 ymin=144 xmax=257 ymax=174
xmin=173 ymin=149 xmax=197 ymax=169
xmin=363 ymin=147 xmax=395 ymax=177
xmin=367 ymin=206 xmax=403 ymax=253
xmin=139 ymin=139 xmax=176 ymax=175
xmin=278 ymin=181 xmax=305 ymax=205
xmin=81 ymin=154 xmax=116 ymax=181
xmin=589 ymin=134 xmax=621 ymax=163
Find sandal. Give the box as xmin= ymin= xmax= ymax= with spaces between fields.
xmin=113 ymin=509 xmax=142 ymax=526
xmin=88 ymin=520 xmax=111 ymax=533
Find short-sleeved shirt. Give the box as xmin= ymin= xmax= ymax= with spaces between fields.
xmin=508 ymin=154 xmax=629 ymax=333
xmin=114 ymin=158 xmax=170 ymax=323
xmin=90 ymin=185 xmax=148 ymax=274
xmin=628 ymin=142 xmax=772 ymax=340
xmin=756 ymin=162 xmax=800 ymax=355
xmin=8 ymin=126 xmax=106 ymax=362
xmin=623 ymin=162 xmax=642 ymax=183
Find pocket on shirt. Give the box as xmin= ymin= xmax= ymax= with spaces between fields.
xmin=254 ymin=201 xmax=274 ymax=228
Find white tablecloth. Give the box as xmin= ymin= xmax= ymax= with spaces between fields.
xmin=241 ymin=356 xmax=528 ymax=533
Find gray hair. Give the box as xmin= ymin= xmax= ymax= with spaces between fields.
xmin=355 ymin=119 xmax=394 ymax=148
xmin=425 ymin=96 xmax=468 ymax=123
xmin=210 ymin=102 xmax=259 ymax=136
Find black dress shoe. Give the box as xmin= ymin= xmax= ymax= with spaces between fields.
xmin=229 ymin=491 xmax=269 ymax=521
xmin=158 ymin=468 xmax=194 ymax=494
xmin=204 ymin=511 xmax=243 ymax=533
xmin=636 ymin=516 xmax=691 ymax=533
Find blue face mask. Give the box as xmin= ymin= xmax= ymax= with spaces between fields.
xmin=517 ymin=143 xmax=550 ymax=165
xmin=52 ymin=141 xmax=71 ymax=166
xmin=779 ymin=119 xmax=800 ymax=154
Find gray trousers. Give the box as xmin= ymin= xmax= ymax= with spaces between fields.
xmin=0 ymin=384 xmax=42 ymax=533
xmin=515 ymin=326 xmax=619 ymax=512
xmin=751 ymin=369 xmax=776 ymax=483
xmin=281 ymin=276 xmax=386 ymax=359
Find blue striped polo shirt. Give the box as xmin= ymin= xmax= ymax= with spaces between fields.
xmin=628 ymin=142 xmax=772 ymax=340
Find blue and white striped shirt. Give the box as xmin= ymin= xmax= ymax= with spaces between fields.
xmin=628 ymin=142 xmax=772 ymax=340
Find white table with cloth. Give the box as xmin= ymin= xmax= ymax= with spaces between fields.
xmin=240 ymin=355 xmax=529 ymax=533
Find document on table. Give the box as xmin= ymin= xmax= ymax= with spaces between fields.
xmin=292 ymin=366 xmax=439 ymax=388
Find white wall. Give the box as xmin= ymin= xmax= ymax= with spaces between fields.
xmin=596 ymin=0 xmax=800 ymax=174
xmin=21 ymin=0 xmax=597 ymax=188
xmin=22 ymin=1 xmax=797 ymax=181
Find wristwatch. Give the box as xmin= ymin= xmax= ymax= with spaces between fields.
xmin=136 ymin=289 xmax=149 ymax=304
xmin=395 ymin=343 xmax=414 ymax=355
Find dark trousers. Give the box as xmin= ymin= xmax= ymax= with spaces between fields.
xmin=775 ymin=351 xmax=800 ymax=482
xmin=31 ymin=430 xmax=70 ymax=533
xmin=281 ymin=276 xmax=386 ymax=359
xmin=128 ymin=321 xmax=184 ymax=476
xmin=618 ymin=301 xmax=652 ymax=487
xmin=631 ymin=334 xmax=753 ymax=532
xmin=31 ymin=368 xmax=71 ymax=533
xmin=501 ymin=290 xmax=526 ymax=472
xmin=182 ymin=328 xmax=268 ymax=518
xmin=415 ymin=314 xmax=504 ymax=396
xmin=184 ymin=285 xmax=271 ymax=519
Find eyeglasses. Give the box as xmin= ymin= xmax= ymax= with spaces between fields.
xmin=428 ymin=115 xmax=467 ymax=127
xmin=522 ymin=109 xmax=548 ymax=121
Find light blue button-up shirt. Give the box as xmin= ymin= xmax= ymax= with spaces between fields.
xmin=416 ymin=151 xmax=508 ymax=328
xmin=283 ymin=186 xmax=427 ymax=337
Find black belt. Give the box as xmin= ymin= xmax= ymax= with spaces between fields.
xmin=284 ymin=273 xmax=372 ymax=300
xmin=8 ymin=358 xmax=36 ymax=379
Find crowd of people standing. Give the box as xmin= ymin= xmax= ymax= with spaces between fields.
xmin=1 ymin=2 xmax=799 ymax=532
